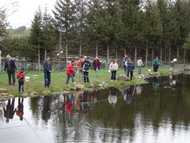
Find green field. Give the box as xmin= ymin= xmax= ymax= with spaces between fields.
xmin=0 ymin=66 xmax=171 ymax=96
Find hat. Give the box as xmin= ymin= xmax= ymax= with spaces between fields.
xmin=6 ymin=55 xmax=11 ymax=59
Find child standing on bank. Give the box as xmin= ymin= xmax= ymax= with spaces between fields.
xmin=66 ymin=61 xmax=75 ymax=84
xmin=16 ymin=68 xmax=25 ymax=93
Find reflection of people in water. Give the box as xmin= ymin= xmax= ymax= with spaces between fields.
xmin=16 ymin=97 xmax=24 ymax=121
xmin=80 ymin=92 xmax=90 ymax=112
xmin=108 ymin=88 xmax=118 ymax=106
xmin=42 ymin=96 xmax=52 ymax=122
xmin=135 ymin=85 xmax=142 ymax=95
xmin=123 ymin=86 xmax=135 ymax=104
xmin=152 ymin=76 xmax=160 ymax=89
xmin=3 ymin=98 xmax=16 ymax=123
xmin=65 ymin=94 xmax=74 ymax=127
xmin=65 ymin=95 xmax=74 ymax=114
xmin=74 ymin=91 xmax=84 ymax=111
xmin=169 ymin=74 xmax=176 ymax=87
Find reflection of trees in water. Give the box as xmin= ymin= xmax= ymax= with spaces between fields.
xmin=86 ymin=88 xmax=136 ymax=142
xmin=30 ymin=97 xmax=41 ymax=122
xmin=86 ymin=77 xmax=190 ymax=141
xmin=136 ymin=81 xmax=190 ymax=136
xmin=0 ymin=101 xmax=5 ymax=121
xmin=29 ymin=76 xmax=190 ymax=142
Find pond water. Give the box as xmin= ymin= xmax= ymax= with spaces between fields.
xmin=0 ymin=74 xmax=190 ymax=143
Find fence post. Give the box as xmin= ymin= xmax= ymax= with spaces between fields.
xmin=0 ymin=50 xmax=1 ymax=72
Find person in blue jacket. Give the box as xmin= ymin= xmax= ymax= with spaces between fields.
xmin=43 ymin=58 xmax=52 ymax=88
xmin=127 ymin=58 xmax=135 ymax=80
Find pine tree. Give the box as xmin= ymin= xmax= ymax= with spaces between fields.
xmin=53 ymin=0 xmax=76 ymax=62
xmin=74 ymin=0 xmax=87 ymax=56
xmin=30 ymin=9 xmax=43 ymax=70
xmin=42 ymin=9 xmax=58 ymax=60
xmin=86 ymin=0 xmax=104 ymax=56
xmin=0 ymin=9 xmax=7 ymax=40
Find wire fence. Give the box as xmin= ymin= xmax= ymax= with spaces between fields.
xmin=0 ymin=56 xmax=187 ymax=72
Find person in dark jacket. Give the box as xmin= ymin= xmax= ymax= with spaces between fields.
xmin=83 ymin=57 xmax=91 ymax=83
xmin=4 ymin=55 xmax=17 ymax=85
xmin=123 ymin=54 xmax=128 ymax=73
xmin=93 ymin=57 xmax=101 ymax=71
xmin=43 ymin=58 xmax=52 ymax=88
xmin=127 ymin=59 xmax=135 ymax=80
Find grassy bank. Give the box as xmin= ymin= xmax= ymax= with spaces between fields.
xmin=0 ymin=66 xmax=172 ymax=96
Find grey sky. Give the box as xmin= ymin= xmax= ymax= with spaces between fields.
xmin=1 ymin=0 xmax=57 ymax=28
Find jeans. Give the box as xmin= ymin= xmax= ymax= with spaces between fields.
xmin=111 ymin=71 xmax=117 ymax=80
xmin=138 ymin=66 xmax=142 ymax=74
xmin=83 ymin=71 xmax=89 ymax=83
xmin=127 ymin=71 xmax=133 ymax=80
xmin=7 ymin=71 xmax=15 ymax=85
xmin=18 ymin=79 xmax=24 ymax=93
xmin=44 ymin=71 xmax=51 ymax=87
xmin=153 ymin=65 xmax=159 ymax=72
xmin=66 ymin=75 xmax=74 ymax=84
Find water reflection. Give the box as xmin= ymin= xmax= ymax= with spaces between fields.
xmin=123 ymin=86 xmax=135 ymax=104
xmin=1 ymin=75 xmax=190 ymax=143
xmin=3 ymin=98 xmax=16 ymax=123
xmin=16 ymin=97 xmax=24 ymax=121
xmin=108 ymin=88 xmax=118 ymax=106
xmin=152 ymin=76 xmax=160 ymax=90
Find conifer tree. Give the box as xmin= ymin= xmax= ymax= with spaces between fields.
xmin=53 ymin=0 xmax=76 ymax=62
xmin=30 ymin=9 xmax=43 ymax=70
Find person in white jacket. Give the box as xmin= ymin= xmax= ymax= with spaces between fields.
xmin=109 ymin=60 xmax=119 ymax=80
xmin=137 ymin=57 xmax=143 ymax=74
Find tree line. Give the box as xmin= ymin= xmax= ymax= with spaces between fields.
xmin=1 ymin=0 xmax=190 ymax=64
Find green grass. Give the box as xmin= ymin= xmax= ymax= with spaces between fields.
xmin=0 ymin=66 xmax=172 ymax=96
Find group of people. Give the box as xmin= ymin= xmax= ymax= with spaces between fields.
xmin=3 ymin=54 xmax=162 ymax=94
xmin=109 ymin=55 xmax=161 ymax=81
xmin=3 ymin=97 xmax=24 ymax=122
xmin=4 ymin=55 xmax=25 ymax=93
xmin=43 ymin=56 xmax=100 ymax=87
xmin=109 ymin=55 xmax=143 ymax=81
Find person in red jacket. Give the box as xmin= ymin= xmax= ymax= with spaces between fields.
xmin=16 ymin=68 xmax=25 ymax=93
xmin=66 ymin=61 xmax=75 ymax=84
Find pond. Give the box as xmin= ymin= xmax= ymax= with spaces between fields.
xmin=0 ymin=74 xmax=190 ymax=143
